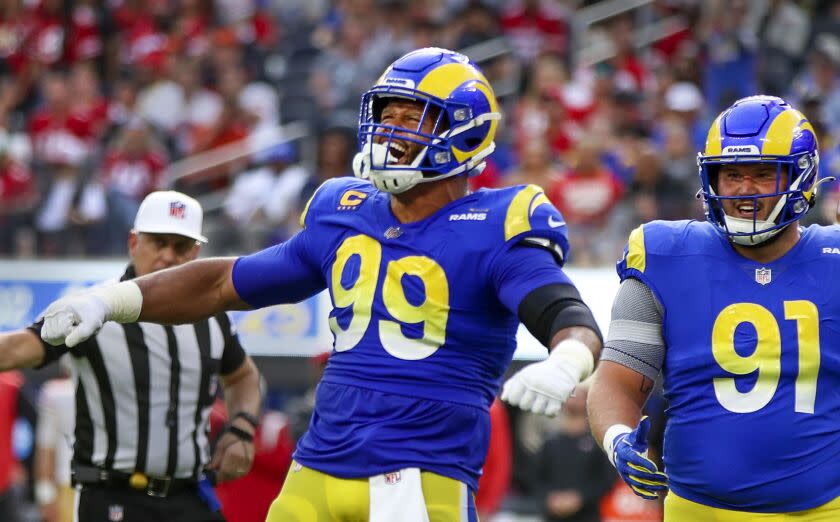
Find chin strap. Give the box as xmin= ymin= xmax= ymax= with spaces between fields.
xmin=353 ymin=141 xmax=494 ymax=194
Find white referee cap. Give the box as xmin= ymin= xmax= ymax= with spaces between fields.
xmin=133 ymin=191 xmax=208 ymax=243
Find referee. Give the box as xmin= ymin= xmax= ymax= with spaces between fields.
xmin=0 ymin=191 xmax=262 ymax=522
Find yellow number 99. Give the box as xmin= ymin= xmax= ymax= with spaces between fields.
xmin=329 ymin=235 xmax=450 ymax=360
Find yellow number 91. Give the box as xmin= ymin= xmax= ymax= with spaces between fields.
xmin=328 ymin=234 xmax=450 ymax=360
xmin=712 ymin=301 xmax=820 ymax=414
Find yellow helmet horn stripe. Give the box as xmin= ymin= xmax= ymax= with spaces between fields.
xmin=762 ymin=109 xmax=814 ymax=155
xmin=417 ymin=63 xmax=498 ymax=163
xmin=704 ymin=115 xmax=723 ymax=156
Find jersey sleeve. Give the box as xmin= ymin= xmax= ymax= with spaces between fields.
xmin=616 ymin=224 xmax=647 ymax=282
xmin=233 ymin=178 xmax=371 ymax=307
xmin=232 ymin=229 xmax=326 ymax=309
xmin=501 ymin=184 xmax=570 ymax=265
xmin=491 ymin=244 xmax=574 ymax=316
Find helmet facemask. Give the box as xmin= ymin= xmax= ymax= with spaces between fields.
xmin=699 ymin=152 xmax=819 ymax=246
xmin=354 ymin=86 xmax=500 ymax=194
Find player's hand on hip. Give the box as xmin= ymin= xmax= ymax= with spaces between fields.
xmin=501 ymin=357 xmax=579 ymax=417
xmin=611 ymin=416 xmax=668 ymax=500
xmin=40 ymin=293 xmax=110 ymax=348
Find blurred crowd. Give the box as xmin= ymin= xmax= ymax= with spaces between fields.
xmin=0 ymin=0 xmax=838 ymax=264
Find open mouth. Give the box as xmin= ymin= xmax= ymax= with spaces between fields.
xmin=733 ymin=200 xmax=760 ymax=219
xmin=387 ymin=142 xmax=407 ymax=162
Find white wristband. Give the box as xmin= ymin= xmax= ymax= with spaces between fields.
xmin=34 ymin=480 xmax=58 ymax=505
xmin=91 ymin=281 xmax=143 ymax=323
xmin=603 ymin=424 xmax=633 ymax=467
xmin=548 ymin=339 xmax=595 ymax=380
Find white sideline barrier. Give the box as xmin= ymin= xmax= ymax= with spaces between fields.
xmin=0 ymin=260 xmax=619 ymax=360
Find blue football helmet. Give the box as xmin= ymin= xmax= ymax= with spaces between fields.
xmin=698 ymin=95 xmax=820 ymax=245
xmin=353 ymin=47 xmax=501 ymax=194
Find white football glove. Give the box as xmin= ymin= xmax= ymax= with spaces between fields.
xmin=41 ymin=282 xmax=143 ymax=347
xmin=501 ymin=339 xmax=594 ymax=417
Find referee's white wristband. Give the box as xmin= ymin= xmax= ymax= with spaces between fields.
xmin=91 ymin=281 xmax=143 ymax=323
xmin=603 ymin=424 xmax=633 ymax=467
xmin=549 ymin=339 xmax=595 ymax=380
xmin=34 ymin=480 xmax=58 ymax=505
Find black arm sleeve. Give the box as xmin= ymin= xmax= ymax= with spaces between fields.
xmin=517 ymin=283 xmax=603 ymax=347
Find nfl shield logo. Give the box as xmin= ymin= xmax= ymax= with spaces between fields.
xmin=383 ymin=226 xmax=402 ymax=239
xmin=169 ymin=201 xmax=186 ymax=219
xmin=384 ymin=471 xmax=401 ymax=485
xmin=108 ymin=505 xmax=124 ymax=522
xmin=755 ymin=267 xmax=772 ymax=285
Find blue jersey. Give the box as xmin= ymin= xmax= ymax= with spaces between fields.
xmin=618 ymin=220 xmax=840 ymax=512
xmin=232 ymin=177 xmax=572 ymax=489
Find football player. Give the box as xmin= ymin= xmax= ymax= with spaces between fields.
xmin=39 ymin=48 xmax=602 ymax=521
xmin=588 ymin=95 xmax=840 ymax=520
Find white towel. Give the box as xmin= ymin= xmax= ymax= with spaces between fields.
xmin=369 ymin=468 xmax=430 ymax=522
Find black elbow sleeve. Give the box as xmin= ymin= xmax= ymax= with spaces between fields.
xmin=517 ymin=284 xmax=603 ymax=347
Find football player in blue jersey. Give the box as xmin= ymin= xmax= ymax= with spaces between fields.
xmin=37 ymin=47 xmax=603 ymax=521
xmin=587 ymin=94 xmax=840 ymax=521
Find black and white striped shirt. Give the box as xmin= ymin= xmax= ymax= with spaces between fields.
xmin=29 ymin=266 xmax=246 ymax=480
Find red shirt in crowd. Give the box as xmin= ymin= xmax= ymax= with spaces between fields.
xmin=476 ymin=399 xmax=512 ymax=517
xmin=0 ymin=160 xmax=36 ymax=212
xmin=548 ymin=169 xmax=625 ymax=225
xmin=28 ymin=108 xmax=97 ymax=167
xmin=0 ymin=10 xmax=35 ymax=74
xmin=26 ymin=5 xmax=64 ymax=67
xmin=99 ymin=150 xmax=167 ymax=200
xmin=501 ymin=2 xmax=568 ymax=60
xmin=66 ymin=4 xmax=105 ymax=64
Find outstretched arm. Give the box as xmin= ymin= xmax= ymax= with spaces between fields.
xmin=40 ymin=258 xmax=247 ymax=347
xmin=135 ymin=258 xmax=248 ymax=324
xmin=41 ymin=231 xmax=326 ymax=347
xmin=493 ymin=245 xmax=603 ymax=417
xmin=0 ymin=330 xmax=47 ymax=370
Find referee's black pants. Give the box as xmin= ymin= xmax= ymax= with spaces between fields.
xmin=75 ymin=484 xmax=226 ymax=522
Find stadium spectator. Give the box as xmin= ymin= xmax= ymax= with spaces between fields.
xmin=475 ymin=398 xmax=513 ymax=519
xmin=500 ymin=0 xmax=570 ymax=63
xmin=98 ymin=119 xmax=169 ymax=253
xmin=33 ymin=362 xmax=75 ymax=522
xmin=0 ymin=190 xmax=261 ymax=521
xmin=503 ymin=136 xmax=562 ymax=190
xmin=511 ymin=52 xmax=577 ymax=159
xmin=698 ymin=0 xmax=759 ymax=112
xmin=535 ymin=384 xmax=614 ymax=522
xmin=0 ymin=128 xmax=37 ymax=255
xmin=547 ymin=140 xmax=624 ymax=265
xmin=222 ymin=141 xmax=310 ymax=249
xmin=0 ymin=371 xmax=23 ymax=522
